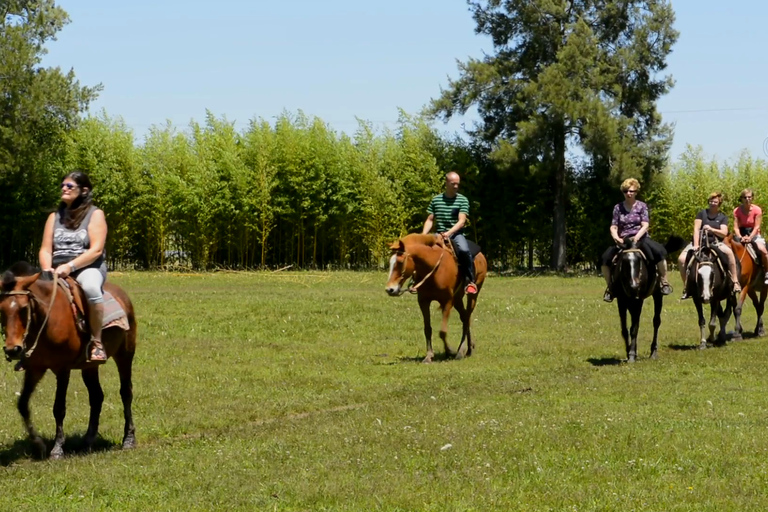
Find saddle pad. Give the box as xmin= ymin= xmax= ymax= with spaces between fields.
xmin=448 ymin=239 xmax=482 ymax=258
xmin=746 ymin=244 xmax=758 ymax=262
xmin=103 ymin=291 xmax=130 ymax=330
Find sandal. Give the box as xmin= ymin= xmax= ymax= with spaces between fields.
xmin=660 ymin=280 xmax=673 ymax=295
xmin=87 ymin=338 xmax=107 ymax=363
xmin=603 ymin=288 xmax=613 ymax=303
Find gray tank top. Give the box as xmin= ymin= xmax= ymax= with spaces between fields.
xmin=52 ymin=205 xmax=107 ymax=278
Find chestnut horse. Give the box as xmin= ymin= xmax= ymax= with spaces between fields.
xmin=385 ymin=234 xmax=487 ymax=363
xmin=725 ymin=235 xmax=767 ymax=338
xmin=0 ymin=262 xmax=137 ymax=459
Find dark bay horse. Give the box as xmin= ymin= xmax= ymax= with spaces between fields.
xmin=385 ymin=234 xmax=487 ymax=363
xmin=725 ymin=235 xmax=767 ymax=338
xmin=0 ymin=262 xmax=137 ymax=459
xmin=610 ymin=237 xmax=683 ymax=362
xmin=684 ymin=244 xmax=738 ymax=348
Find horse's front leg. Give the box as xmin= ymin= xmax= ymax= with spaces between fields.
xmin=617 ymin=297 xmax=630 ymax=359
xmin=650 ymin=293 xmax=661 ymax=360
xmin=50 ymin=370 xmax=72 ymax=460
xmin=718 ymin=299 xmax=733 ymax=345
xmin=438 ymin=300 xmax=455 ymax=358
xmin=81 ymin=368 xmax=104 ymax=451
xmin=694 ymin=297 xmax=707 ymax=349
xmin=628 ymin=299 xmax=644 ymax=362
xmin=707 ymin=303 xmax=719 ymax=344
xmin=418 ymin=296 xmax=434 ymax=363
xmin=453 ymin=296 xmax=470 ymax=359
xmin=17 ymin=368 xmax=47 ymax=459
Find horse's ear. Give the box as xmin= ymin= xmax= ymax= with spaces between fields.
xmin=390 ymin=240 xmax=404 ymax=253
xmin=13 ymin=272 xmax=40 ymax=291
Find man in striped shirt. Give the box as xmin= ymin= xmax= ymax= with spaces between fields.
xmin=422 ymin=171 xmax=478 ymax=294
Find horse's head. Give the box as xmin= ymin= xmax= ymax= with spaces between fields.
xmin=385 ymin=239 xmax=415 ymax=296
xmin=617 ymin=249 xmax=650 ymax=299
xmin=693 ymin=249 xmax=722 ymax=304
xmin=0 ymin=264 xmax=41 ymax=361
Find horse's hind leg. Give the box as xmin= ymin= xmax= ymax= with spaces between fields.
xmin=18 ymin=368 xmax=47 ymax=459
xmin=81 ymin=368 xmax=104 ymax=451
xmin=649 ymin=294 xmax=661 ymax=360
xmin=50 ymin=370 xmax=72 ymax=460
xmin=114 ymin=346 xmax=136 ymax=449
xmin=418 ymin=297 xmax=435 ymax=363
xmin=754 ymin=289 xmax=767 ymax=337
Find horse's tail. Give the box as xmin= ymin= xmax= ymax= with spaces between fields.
xmin=664 ymin=235 xmax=685 ymax=254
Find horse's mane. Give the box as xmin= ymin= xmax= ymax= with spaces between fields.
xmin=1 ymin=261 xmax=40 ymax=292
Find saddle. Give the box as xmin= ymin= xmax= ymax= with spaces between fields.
xmin=439 ymin=236 xmax=482 ymax=260
xmin=685 ymin=246 xmax=728 ymax=277
xmin=57 ymin=277 xmax=130 ymax=335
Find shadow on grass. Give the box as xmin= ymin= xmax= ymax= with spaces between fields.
xmin=373 ymin=352 xmax=457 ymax=365
xmin=587 ymin=357 xmax=623 ymax=366
xmin=0 ymin=434 xmax=119 ymax=465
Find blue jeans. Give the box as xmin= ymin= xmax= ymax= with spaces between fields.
xmin=450 ymin=233 xmax=475 ymax=283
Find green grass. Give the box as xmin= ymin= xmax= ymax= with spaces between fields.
xmin=2 ymin=271 xmax=768 ymax=511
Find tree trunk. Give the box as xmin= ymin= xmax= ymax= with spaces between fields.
xmin=551 ymin=127 xmax=567 ymax=271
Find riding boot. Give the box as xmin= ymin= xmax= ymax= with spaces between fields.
xmin=87 ymin=302 xmax=107 ymax=363
xmin=601 ymin=265 xmax=613 ymax=302
xmin=656 ymin=260 xmax=673 ymax=295
xmin=461 ymin=253 xmax=478 ymax=294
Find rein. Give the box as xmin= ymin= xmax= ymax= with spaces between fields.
xmin=395 ymin=247 xmax=446 ymax=296
xmin=0 ymin=274 xmax=58 ymax=361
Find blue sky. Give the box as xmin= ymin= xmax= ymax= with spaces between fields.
xmin=43 ymin=0 xmax=768 ymax=163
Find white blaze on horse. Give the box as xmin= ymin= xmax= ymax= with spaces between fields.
xmin=385 ymin=234 xmax=487 ymax=363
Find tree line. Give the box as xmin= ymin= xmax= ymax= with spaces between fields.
xmin=5 ymin=1 xmax=765 ymax=272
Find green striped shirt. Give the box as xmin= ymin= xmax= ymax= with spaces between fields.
xmin=427 ymin=193 xmax=470 ymax=233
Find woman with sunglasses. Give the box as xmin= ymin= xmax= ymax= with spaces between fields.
xmin=600 ymin=177 xmax=673 ymax=302
xmin=39 ymin=171 xmax=108 ymax=363
xmin=733 ymin=188 xmax=768 ymax=285
xmin=677 ymin=191 xmax=741 ymax=299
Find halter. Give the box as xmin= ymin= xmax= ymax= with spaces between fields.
xmin=0 ymin=274 xmax=58 ymax=361
xmin=392 ymin=247 xmax=446 ymax=296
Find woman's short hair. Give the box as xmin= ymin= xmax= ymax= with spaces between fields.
xmin=740 ymin=189 xmax=754 ymax=200
xmin=620 ymin=178 xmax=640 ymax=193
xmin=708 ymin=192 xmax=723 ymax=205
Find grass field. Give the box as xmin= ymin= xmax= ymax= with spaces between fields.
xmin=2 ymin=271 xmax=768 ymax=511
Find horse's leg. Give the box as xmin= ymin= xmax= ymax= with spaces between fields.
xmin=418 ymin=296 xmax=434 ymax=363
xmin=748 ymin=288 xmax=762 ymax=337
xmin=708 ymin=302 xmax=719 ymax=343
xmin=438 ymin=300 xmax=455 ymax=358
xmin=755 ymin=288 xmax=767 ymax=337
xmin=463 ymin=292 xmax=479 ymax=358
xmin=49 ymin=370 xmax=72 ymax=460
xmin=694 ymin=298 xmax=707 ymax=349
xmin=732 ymin=287 xmax=746 ymax=340
xmin=650 ymin=293 xmax=662 ymax=360
xmin=453 ymin=296 xmax=469 ymax=359
xmin=617 ymin=297 xmax=630 ymax=359
xmin=628 ymin=299 xmax=644 ymax=362
xmin=17 ymin=368 xmax=47 ymax=459
xmin=81 ymin=367 xmax=104 ymax=451
xmin=114 ymin=346 xmax=136 ymax=449
xmin=718 ymin=298 xmax=733 ymax=345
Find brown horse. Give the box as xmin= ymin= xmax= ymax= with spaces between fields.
xmin=725 ymin=235 xmax=767 ymax=338
xmin=0 ymin=262 xmax=137 ymax=459
xmin=384 ymin=234 xmax=487 ymax=363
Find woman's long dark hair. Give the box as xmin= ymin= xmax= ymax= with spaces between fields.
xmin=58 ymin=171 xmax=94 ymax=230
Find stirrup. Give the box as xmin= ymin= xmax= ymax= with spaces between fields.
xmin=680 ymin=290 xmax=690 ymax=300
xmin=603 ymin=288 xmax=613 ymax=303
xmin=660 ymin=281 xmax=673 ymax=295
xmin=87 ymin=337 xmax=107 ymax=363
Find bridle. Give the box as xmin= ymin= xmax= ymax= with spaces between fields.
xmin=0 ymin=274 xmax=58 ymax=361
xmin=391 ymin=247 xmax=445 ymax=296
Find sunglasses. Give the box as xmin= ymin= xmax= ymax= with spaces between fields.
xmin=741 ymin=196 xmax=753 ymax=200
xmin=61 ymin=183 xmax=78 ymax=190
xmin=625 ymin=189 xmax=637 ymax=194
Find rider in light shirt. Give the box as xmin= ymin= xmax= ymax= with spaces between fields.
xmin=733 ymin=188 xmax=768 ymax=285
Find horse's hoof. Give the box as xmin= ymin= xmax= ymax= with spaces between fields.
xmin=122 ymin=437 xmax=136 ymax=450
xmin=421 ymin=357 xmax=432 ymax=364
xmin=650 ymin=352 xmax=658 ymax=360
xmin=454 ymin=350 xmax=464 ymax=360
xmin=627 ymin=356 xmax=636 ymax=363
xmin=732 ymin=333 xmax=743 ymax=341
xmin=699 ymin=342 xmax=708 ymax=350
xmin=49 ymin=448 xmax=64 ymax=460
